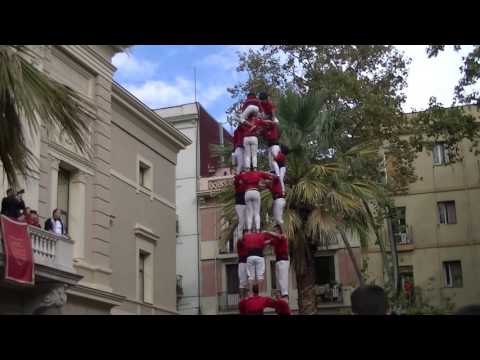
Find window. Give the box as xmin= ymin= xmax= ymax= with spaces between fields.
xmin=138 ymin=251 xmax=147 ymax=302
xmin=57 ymin=168 xmax=70 ymax=230
xmin=226 ymin=264 xmax=239 ymax=294
xmin=392 ymin=207 xmax=407 ymax=244
xmin=137 ymin=157 xmax=153 ymax=191
xmin=270 ymin=261 xmax=277 ymax=290
xmin=137 ymin=247 xmax=154 ymax=304
xmin=438 ymin=201 xmax=457 ymax=224
xmin=139 ymin=162 xmax=151 ymax=189
xmin=433 ymin=142 xmax=449 ymax=165
xmin=314 ymin=255 xmax=335 ymax=286
xmin=443 ymin=261 xmax=463 ymax=288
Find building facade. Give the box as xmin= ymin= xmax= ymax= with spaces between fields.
xmin=0 ymin=45 xmax=191 ymax=314
xmin=366 ymin=105 xmax=480 ymax=310
xmin=155 ymin=103 xmax=232 ymax=314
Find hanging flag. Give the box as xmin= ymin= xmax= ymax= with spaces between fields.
xmin=1 ymin=215 xmax=35 ymax=285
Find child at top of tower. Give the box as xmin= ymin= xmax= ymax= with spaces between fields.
xmin=258 ymin=91 xmax=277 ymax=121
xmin=241 ymin=92 xmax=262 ymax=112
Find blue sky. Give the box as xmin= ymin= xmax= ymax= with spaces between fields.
xmin=113 ymin=45 xmax=474 ymax=133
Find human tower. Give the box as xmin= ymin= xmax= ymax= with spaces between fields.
xmin=231 ymin=92 xmax=291 ymax=315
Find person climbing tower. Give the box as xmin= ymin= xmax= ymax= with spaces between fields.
xmin=239 ymin=284 xmax=291 ymax=315
xmin=236 ymin=170 xmax=273 ymax=231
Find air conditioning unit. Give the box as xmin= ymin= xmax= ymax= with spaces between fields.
xmin=399 ymin=233 xmax=408 ymax=244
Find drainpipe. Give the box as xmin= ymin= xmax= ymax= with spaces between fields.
xmin=195 ymin=102 xmax=202 ymax=315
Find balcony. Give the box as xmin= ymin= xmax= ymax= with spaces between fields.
xmin=393 ymin=225 xmax=414 ymax=252
xmin=0 ymin=225 xmax=81 ymax=284
xmin=217 ymin=291 xmax=240 ymax=313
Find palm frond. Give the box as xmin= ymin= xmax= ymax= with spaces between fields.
xmin=0 ymin=45 xmax=90 ymax=187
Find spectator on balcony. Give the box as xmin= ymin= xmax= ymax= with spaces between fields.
xmin=351 ymin=285 xmax=389 ymax=315
xmin=26 ymin=210 xmax=41 ymax=228
xmin=44 ymin=208 xmax=66 ymax=236
xmin=1 ymin=188 xmax=24 ymax=219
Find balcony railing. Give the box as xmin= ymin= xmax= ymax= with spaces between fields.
xmin=0 ymin=225 xmax=75 ymax=274
xmin=394 ymin=225 xmax=413 ymax=246
xmin=218 ymin=292 xmax=240 ymax=312
xmin=315 ymin=284 xmax=344 ymax=305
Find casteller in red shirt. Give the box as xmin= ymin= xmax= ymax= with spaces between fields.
xmin=263 ymin=122 xmax=280 ymax=144
xmin=242 ymin=117 xmax=271 ymax=138
xmin=237 ymin=171 xmax=273 ymax=191
xmin=271 ymin=234 xmax=289 ymax=261
xmin=275 ymin=298 xmax=291 ymax=315
xmin=268 ymin=175 xmax=283 ymax=198
xmin=234 ymin=174 xmax=248 ymax=194
xmin=241 ymin=93 xmax=262 ymax=112
xmin=239 ymin=295 xmax=276 ymax=315
xmin=260 ymin=100 xmax=275 ymax=118
xmin=237 ymin=238 xmax=248 ymax=263
xmin=239 ymin=295 xmax=291 ymax=315
xmin=243 ymin=231 xmax=272 ymax=257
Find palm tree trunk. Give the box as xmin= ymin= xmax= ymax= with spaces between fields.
xmin=339 ymin=231 xmax=365 ymax=287
xmin=295 ymin=261 xmax=317 ymax=315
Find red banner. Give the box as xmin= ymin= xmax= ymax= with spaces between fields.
xmin=1 ymin=215 xmax=35 ymax=285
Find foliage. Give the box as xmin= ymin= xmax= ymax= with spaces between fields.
xmin=427 ymin=45 xmax=480 ymax=105
xmin=0 ymin=45 xmax=89 ymax=187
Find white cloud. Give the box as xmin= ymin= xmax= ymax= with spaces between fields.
xmin=112 ymin=52 xmax=159 ymax=80
xmin=396 ymin=45 xmax=474 ymax=112
xmin=123 ymin=77 xmax=226 ymax=109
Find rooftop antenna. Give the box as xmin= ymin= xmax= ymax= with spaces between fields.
xmin=194 ymin=67 xmax=197 ymax=103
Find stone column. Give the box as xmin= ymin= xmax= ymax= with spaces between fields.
xmin=69 ymin=171 xmax=88 ymax=260
xmin=49 ymin=157 xmax=60 ymax=214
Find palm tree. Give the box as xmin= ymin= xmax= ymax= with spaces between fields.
xmin=0 ymin=45 xmax=89 ymax=188
xmin=217 ymin=91 xmax=388 ymax=314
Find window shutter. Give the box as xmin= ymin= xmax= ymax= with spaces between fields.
xmin=446 ymin=202 xmax=457 ymax=224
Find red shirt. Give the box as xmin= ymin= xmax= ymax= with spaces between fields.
xmin=233 ymin=127 xmax=244 ymax=148
xmin=25 ymin=215 xmax=41 ymax=228
xmin=260 ymin=100 xmax=275 ymax=115
xmin=268 ymin=175 xmax=283 ymax=198
xmin=275 ymin=299 xmax=291 ymax=315
xmin=243 ymin=232 xmax=272 ymax=255
xmin=234 ymin=174 xmax=247 ymax=193
xmin=243 ymin=117 xmax=270 ymax=137
xmin=238 ymin=171 xmax=273 ymax=191
xmin=237 ymin=239 xmax=248 ymax=263
xmin=275 ymin=151 xmax=286 ymax=163
xmin=264 ymin=122 xmax=280 ymax=142
xmin=271 ymin=235 xmax=289 ymax=260
xmin=239 ymin=295 xmax=277 ymax=315
xmin=241 ymin=96 xmax=262 ymax=111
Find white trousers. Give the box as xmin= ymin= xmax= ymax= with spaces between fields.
xmin=235 ymin=204 xmax=246 ymax=235
xmin=245 ymin=190 xmax=261 ymax=231
xmin=238 ymin=262 xmax=249 ymax=289
xmin=232 ymin=147 xmax=244 ymax=174
xmin=276 ymin=260 xmax=290 ymax=296
xmin=247 ymin=256 xmax=265 ymax=281
xmin=243 ymin=136 xmax=258 ymax=170
xmin=272 ymin=197 xmax=286 ymax=226
xmin=271 ymin=144 xmax=286 ymax=195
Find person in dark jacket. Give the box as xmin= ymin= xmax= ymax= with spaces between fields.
xmin=44 ymin=208 xmax=66 ymax=235
xmin=1 ymin=188 xmax=22 ymax=219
